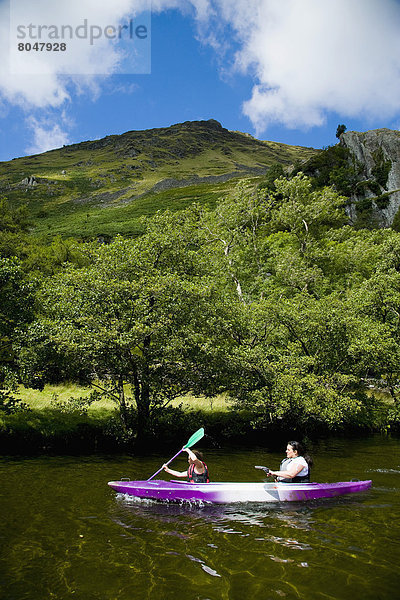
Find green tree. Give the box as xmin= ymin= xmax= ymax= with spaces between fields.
xmin=0 ymin=198 xmax=29 ymax=233
xmin=201 ymin=183 xmax=269 ymax=302
xmin=371 ymin=147 xmax=392 ymax=190
xmin=225 ymin=294 xmax=368 ymax=432
xmin=22 ymin=210 xmax=237 ymax=444
xmin=258 ymin=163 xmax=286 ymax=193
xmin=348 ymin=238 xmax=400 ymax=402
xmin=208 ymin=176 xmax=387 ymax=431
xmin=294 ymin=144 xmax=362 ymax=197
xmin=336 ymin=124 xmax=347 ymax=138
xmin=0 ymin=258 xmax=34 ymax=412
xmin=270 ymin=174 xmax=347 ymax=243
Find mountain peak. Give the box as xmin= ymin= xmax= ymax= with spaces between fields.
xmin=0 ymin=119 xmax=317 ymax=239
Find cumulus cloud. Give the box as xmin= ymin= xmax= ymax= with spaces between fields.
xmin=26 ymin=116 xmax=72 ymax=155
xmin=198 ymin=0 xmax=400 ymax=132
xmin=1 ymin=1 xmax=117 ymax=107
xmin=0 ymin=0 xmax=213 ymax=111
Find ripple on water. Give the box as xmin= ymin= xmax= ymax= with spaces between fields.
xmin=186 ymin=554 xmax=222 ymax=578
xmin=370 ymin=467 xmax=400 ymax=474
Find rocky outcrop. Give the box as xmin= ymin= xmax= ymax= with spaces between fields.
xmin=340 ymin=129 xmax=400 ymax=226
xmin=20 ymin=176 xmax=39 ymax=187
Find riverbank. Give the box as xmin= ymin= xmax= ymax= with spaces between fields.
xmin=1 ymin=384 xmax=399 ymax=454
xmin=0 ymin=404 xmax=262 ymax=454
xmin=0 ymin=384 xmax=246 ymax=453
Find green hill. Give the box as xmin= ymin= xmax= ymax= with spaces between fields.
xmin=0 ymin=119 xmax=317 ymax=239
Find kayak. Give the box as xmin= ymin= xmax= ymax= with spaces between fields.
xmin=108 ymin=479 xmax=372 ymax=504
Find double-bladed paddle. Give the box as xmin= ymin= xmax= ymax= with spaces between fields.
xmin=147 ymin=427 xmax=205 ymax=481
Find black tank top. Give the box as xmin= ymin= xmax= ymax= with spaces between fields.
xmin=187 ymin=462 xmax=209 ymax=483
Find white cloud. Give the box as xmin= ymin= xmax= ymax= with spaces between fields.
xmin=26 ymin=116 xmax=71 ymax=155
xmin=106 ymin=82 xmax=140 ymax=95
xmin=199 ymin=0 xmax=400 ymax=132
xmin=0 ymin=0 xmax=154 ymax=153
xmin=0 ymin=0 xmax=152 ymax=109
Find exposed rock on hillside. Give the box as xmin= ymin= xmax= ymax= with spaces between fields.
xmin=340 ymin=129 xmax=400 ymax=226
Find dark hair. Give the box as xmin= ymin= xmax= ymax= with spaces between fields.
xmin=288 ymin=441 xmax=313 ymax=468
xmin=192 ymin=449 xmax=204 ymax=461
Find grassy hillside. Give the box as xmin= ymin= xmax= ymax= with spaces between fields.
xmin=0 ymin=119 xmax=318 ymax=239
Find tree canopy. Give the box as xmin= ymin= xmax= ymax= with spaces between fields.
xmin=6 ymin=172 xmax=400 ymax=440
xmin=22 ymin=210 xmax=240 ymax=443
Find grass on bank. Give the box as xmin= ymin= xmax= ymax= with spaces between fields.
xmin=0 ymin=384 xmax=234 ymax=452
xmin=2 ymin=383 xmax=397 ymax=453
xmin=15 ymin=383 xmax=231 ymax=413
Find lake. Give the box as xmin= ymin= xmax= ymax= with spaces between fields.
xmin=0 ymin=435 xmax=399 ymax=600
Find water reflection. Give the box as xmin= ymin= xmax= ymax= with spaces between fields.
xmin=110 ymin=488 xmax=382 ymax=581
xmin=112 ymin=493 xmax=315 ymax=526
xmin=112 ymin=491 xmax=371 ymax=534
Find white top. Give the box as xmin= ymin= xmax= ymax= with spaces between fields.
xmin=279 ymin=456 xmax=308 ymax=479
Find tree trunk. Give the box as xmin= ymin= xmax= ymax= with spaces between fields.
xmin=135 ymin=393 xmax=151 ymax=448
xmin=134 ymin=328 xmax=152 ymax=448
xmin=117 ymin=375 xmax=130 ymax=431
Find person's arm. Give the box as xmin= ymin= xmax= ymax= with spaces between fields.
xmin=183 ymin=448 xmax=205 ymax=472
xmin=163 ymin=465 xmax=187 ymax=477
xmin=268 ymin=461 xmax=305 ymax=479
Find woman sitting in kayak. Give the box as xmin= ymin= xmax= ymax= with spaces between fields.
xmin=267 ymin=441 xmax=313 ymax=483
xmin=163 ymin=447 xmax=209 ymax=483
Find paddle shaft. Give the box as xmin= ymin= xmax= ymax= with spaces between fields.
xmin=147 ymin=448 xmax=184 ymax=482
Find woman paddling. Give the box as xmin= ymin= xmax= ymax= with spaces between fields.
xmin=163 ymin=447 xmax=209 ymax=483
xmin=267 ymin=441 xmax=313 ymax=483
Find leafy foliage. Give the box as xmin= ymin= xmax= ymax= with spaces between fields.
xmin=198 ymin=175 xmax=400 ymax=432
xmin=22 ymin=209 xmax=240 ymax=444
xmin=295 ymin=144 xmax=363 ymax=197
xmin=6 ymin=165 xmax=400 ymax=441
xmin=371 ymin=147 xmax=392 ymax=190
xmin=336 ymin=124 xmax=347 ymax=138
xmin=0 ymin=258 xmax=34 ymax=412
xmin=0 ymin=198 xmax=30 ymax=233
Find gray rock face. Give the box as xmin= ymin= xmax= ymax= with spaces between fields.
xmin=20 ymin=176 xmax=38 ymax=187
xmin=340 ymin=129 xmax=400 ymax=226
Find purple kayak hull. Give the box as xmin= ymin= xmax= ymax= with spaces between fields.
xmin=108 ymin=479 xmax=372 ymax=503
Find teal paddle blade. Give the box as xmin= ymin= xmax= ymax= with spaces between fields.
xmin=183 ymin=427 xmax=204 ymax=449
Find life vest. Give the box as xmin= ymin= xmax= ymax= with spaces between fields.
xmin=278 ymin=457 xmax=310 ymax=483
xmin=187 ymin=462 xmax=209 ymax=483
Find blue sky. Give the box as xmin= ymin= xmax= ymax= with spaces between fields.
xmin=1 ymin=0 xmax=400 ymax=162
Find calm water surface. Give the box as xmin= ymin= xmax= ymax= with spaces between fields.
xmin=0 ymin=436 xmax=399 ymax=600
